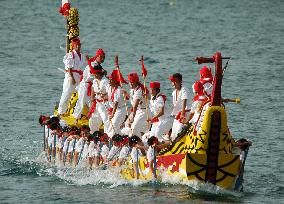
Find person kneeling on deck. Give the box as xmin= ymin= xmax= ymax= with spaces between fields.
xmin=124 ymin=72 xmax=149 ymax=137
xmin=104 ymin=70 xmax=128 ymax=137
xmin=88 ymin=64 xmax=109 ymax=134
xmin=148 ymin=81 xmax=173 ymax=142
xmin=117 ymin=135 xmax=130 ymax=166
xmin=72 ymin=49 xmax=106 ymax=122
xmin=146 ymin=136 xmax=173 ymax=179
xmin=74 ymin=125 xmax=90 ymax=166
xmin=58 ymin=37 xmax=85 ymax=116
xmin=183 ymin=81 xmax=206 ymax=133
xmin=199 ymin=66 xmax=213 ymax=98
xmin=168 ymin=73 xmax=190 ymax=141
xmin=87 ymin=131 xmax=101 ymax=169
xmin=129 ymin=135 xmax=145 ymax=179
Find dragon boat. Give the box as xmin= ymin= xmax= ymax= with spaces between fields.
xmin=49 ymin=1 xmax=251 ymax=191
xmin=119 ymin=52 xmax=251 ymax=191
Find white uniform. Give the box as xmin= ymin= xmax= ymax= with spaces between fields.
xmin=131 ymin=147 xmax=142 ymax=163
xmin=47 ymin=131 xmax=57 ymax=148
xmin=72 ymin=63 xmax=95 ymax=119
xmin=88 ymin=141 xmax=100 ymax=157
xmin=200 ymin=77 xmax=213 ymax=96
xmin=107 ymin=145 xmax=121 ymax=161
xmin=171 ymin=86 xmax=190 ymax=140
xmin=149 ymin=94 xmax=173 ymax=142
xmin=129 ymin=86 xmax=148 ymax=137
xmin=68 ymin=138 xmax=77 ymax=153
xmin=188 ymin=96 xmax=206 ymax=132
xmin=89 ymin=77 xmax=109 ymax=134
xmin=146 ymin=146 xmax=155 ymax=162
xmin=104 ymin=86 xmax=127 ymax=137
xmin=101 ymin=144 xmax=110 ymax=158
xmin=75 ymin=137 xmax=85 ymax=153
xmin=118 ymin=146 xmax=130 ymax=160
xmin=58 ymin=50 xmax=85 ymax=114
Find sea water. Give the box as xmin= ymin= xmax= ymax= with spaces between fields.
xmin=0 ymin=0 xmax=283 ymax=203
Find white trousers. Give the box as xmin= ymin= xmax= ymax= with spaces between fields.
xmin=72 ymin=82 xmax=91 ymax=119
xmin=89 ymin=103 xmax=108 ymax=134
xmin=131 ymin=109 xmax=148 ymax=137
xmin=171 ymin=119 xmax=186 ymax=140
xmin=150 ymin=117 xmax=174 ymax=142
xmin=104 ymin=108 xmax=127 ymax=138
xmin=58 ymin=74 xmax=80 ymax=115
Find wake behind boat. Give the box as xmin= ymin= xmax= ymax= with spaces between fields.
xmin=39 ymin=0 xmax=251 ymax=191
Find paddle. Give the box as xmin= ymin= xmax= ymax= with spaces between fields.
xmin=76 ymin=140 xmax=86 ymax=166
xmin=63 ymin=140 xmax=70 ymax=165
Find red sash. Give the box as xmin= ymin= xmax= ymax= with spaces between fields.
xmin=87 ymin=81 xmax=92 ymax=96
xmin=87 ymin=99 xmax=106 ymax=118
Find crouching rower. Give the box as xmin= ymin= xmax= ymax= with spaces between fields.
xmin=58 ymin=37 xmax=85 ymax=116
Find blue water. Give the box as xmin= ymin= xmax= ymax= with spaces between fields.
xmin=1 ymin=0 xmax=284 ymax=203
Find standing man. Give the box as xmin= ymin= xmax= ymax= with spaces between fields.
xmin=88 ymin=64 xmax=109 ymax=134
xmin=58 ymin=37 xmax=85 ymax=116
xmin=148 ymin=81 xmax=173 ymax=142
xmin=72 ymin=48 xmax=106 ymax=121
xmin=125 ymin=72 xmax=149 ymax=137
xmin=168 ymin=73 xmax=190 ymax=140
xmin=105 ymin=69 xmax=128 ymax=137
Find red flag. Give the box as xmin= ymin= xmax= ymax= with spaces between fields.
xmin=141 ymin=56 xmax=147 ymax=78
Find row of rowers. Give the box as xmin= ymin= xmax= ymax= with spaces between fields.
xmin=57 ymin=37 xmax=213 ymax=142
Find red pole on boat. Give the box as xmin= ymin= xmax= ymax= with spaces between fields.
xmin=210 ymin=52 xmax=223 ymax=106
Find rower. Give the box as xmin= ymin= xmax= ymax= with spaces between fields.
xmin=148 ymin=81 xmax=173 ymax=142
xmin=168 ymin=73 xmax=190 ymax=141
xmin=72 ymin=49 xmax=106 ymax=121
xmin=58 ymin=37 xmax=85 ymax=116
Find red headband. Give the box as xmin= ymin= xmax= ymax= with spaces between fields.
xmin=149 ymin=81 xmax=160 ymax=89
xmin=96 ymin=48 xmax=105 ymax=57
xmin=168 ymin=75 xmax=177 ymax=82
xmin=128 ymin=72 xmax=139 ymax=83
xmin=192 ymin=81 xmax=204 ymax=94
xmin=199 ymin=66 xmax=212 ymax=78
xmin=108 ymin=70 xmax=127 ymax=84
xmin=71 ymin=37 xmax=81 ymax=47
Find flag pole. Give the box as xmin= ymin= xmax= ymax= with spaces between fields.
xmin=140 ymin=56 xmax=150 ymax=129
xmin=114 ymin=55 xmax=130 ymax=116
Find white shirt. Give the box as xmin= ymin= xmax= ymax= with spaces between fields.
xmin=81 ymin=65 xmax=94 ymax=83
xmin=107 ymin=146 xmax=120 ymax=160
xmin=171 ymin=86 xmax=190 ymax=116
xmin=63 ymin=50 xmax=84 ymax=70
xmin=101 ymin=144 xmax=109 ymax=157
xmin=147 ymin=146 xmax=155 ymax=162
xmin=107 ymin=86 xmax=125 ymax=108
xmin=75 ymin=137 xmax=85 ymax=152
xmin=92 ymin=77 xmax=109 ymax=101
xmin=150 ymin=94 xmax=170 ymax=120
xmin=118 ymin=146 xmax=130 ymax=159
xmin=130 ymin=86 xmax=146 ymax=109
xmin=131 ymin=147 xmax=142 ymax=163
